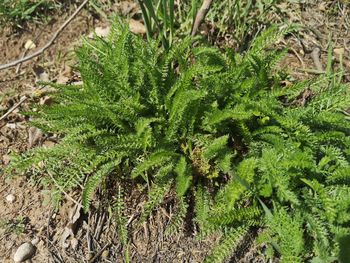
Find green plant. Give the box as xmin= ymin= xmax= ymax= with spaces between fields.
xmin=207 ymin=0 xmax=281 ymax=48
xmin=138 ymin=0 xmax=175 ymax=49
xmin=0 ymin=217 xmax=26 ymax=235
xmin=137 ymin=0 xmax=283 ymax=51
xmin=113 ymin=184 xmax=130 ymax=262
xmin=6 ymin=20 xmax=350 ymax=262
xmin=136 ymin=0 xmax=210 ymax=49
xmin=0 ymin=0 xmax=59 ymax=28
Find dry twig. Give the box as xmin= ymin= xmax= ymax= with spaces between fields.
xmin=47 ymin=171 xmax=82 ymax=208
xmin=191 ymin=0 xmax=214 ymax=36
xmin=88 ymin=243 xmax=110 ymax=263
xmin=281 ymin=39 xmax=306 ymax=69
xmin=0 ymin=0 xmax=89 ymax=71
xmin=0 ymin=96 xmax=27 ymax=122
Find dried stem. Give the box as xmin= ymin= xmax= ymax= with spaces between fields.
xmin=191 ymin=0 xmax=213 ymax=36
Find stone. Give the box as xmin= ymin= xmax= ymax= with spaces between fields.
xmin=6 ymin=123 xmax=16 ymax=129
xmin=24 ymin=40 xmax=36 ymax=50
xmin=13 ymin=242 xmax=36 ymax=262
xmin=2 ymin=154 xmax=11 ymax=165
xmin=95 ymin=26 xmax=110 ymax=38
xmin=31 ymin=237 xmax=40 ymax=245
xmin=5 ymin=194 xmax=16 ymax=203
xmin=334 ymin=48 xmax=345 ymax=56
xmin=88 ymin=26 xmax=110 ymax=39
xmin=129 ymin=19 xmax=146 ymax=35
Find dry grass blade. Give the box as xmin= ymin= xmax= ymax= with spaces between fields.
xmin=0 ymin=95 xmax=27 ymax=122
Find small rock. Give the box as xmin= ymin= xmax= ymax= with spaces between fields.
xmin=129 ymin=19 xmax=146 ymax=35
xmin=6 ymin=194 xmax=16 ymax=203
xmin=24 ymin=39 xmax=36 ymax=50
xmin=334 ymin=47 xmax=345 ymax=56
xmin=31 ymin=237 xmax=40 ymax=245
xmin=88 ymin=26 xmax=110 ymax=39
xmin=95 ymin=26 xmax=110 ymax=38
xmin=2 ymin=154 xmax=11 ymax=165
xmin=6 ymin=123 xmax=16 ymax=129
xmin=13 ymin=242 xmax=36 ymax=262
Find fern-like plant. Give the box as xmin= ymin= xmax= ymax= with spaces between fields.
xmin=6 ymin=20 xmax=350 ymax=262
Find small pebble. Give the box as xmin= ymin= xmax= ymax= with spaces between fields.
xmin=6 ymin=123 xmax=16 ymax=129
xmin=31 ymin=237 xmax=40 ymax=246
xmin=24 ymin=39 xmax=36 ymax=50
xmin=6 ymin=194 xmax=16 ymax=203
xmin=13 ymin=242 xmax=36 ymax=262
xmin=2 ymin=154 xmax=11 ymax=165
xmin=334 ymin=48 xmax=345 ymax=56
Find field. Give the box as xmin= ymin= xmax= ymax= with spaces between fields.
xmin=0 ymin=1 xmax=349 ymax=262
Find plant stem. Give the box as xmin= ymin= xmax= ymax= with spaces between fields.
xmin=191 ymin=0 xmax=214 ymax=36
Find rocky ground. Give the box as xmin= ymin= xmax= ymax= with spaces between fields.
xmin=0 ymin=1 xmax=349 ymax=262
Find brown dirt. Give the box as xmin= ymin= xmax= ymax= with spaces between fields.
xmin=0 ymin=3 xmax=98 ymax=262
xmin=278 ymin=0 xmax=350 ymax=81
xmin=0 ymin=1 xmax=349 ymax=262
